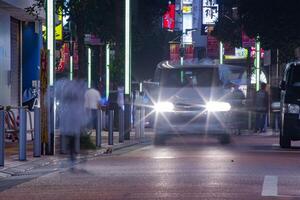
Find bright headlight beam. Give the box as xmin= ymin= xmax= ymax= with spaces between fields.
xmin=154 ymin=102 xmax=174 ymax=112
xmin=206 ymin=101 xmax=231 ymax=112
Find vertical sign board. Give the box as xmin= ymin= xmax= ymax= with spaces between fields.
xmin=175 ymin=0 xmax=182 ymax=31
xmin=202 ymin=0 xmax=219 ymax=57
xmin=182 ymin=0 xmax=193 ymax=44
xmin=163 ymin=3 xmax=175 ymax=31
xmin=40 ymin=49 xmax=48 ymax=145
xmin=202 ymin=0 xmax=219 ymax=25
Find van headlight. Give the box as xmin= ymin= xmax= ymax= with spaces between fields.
xmin=206 ymin=101 xmax=231 ymax=112
xmin=154 ymin=102 xmax=174 ymax=112
xmin=286 ymin=104 xmax=300 ymax=114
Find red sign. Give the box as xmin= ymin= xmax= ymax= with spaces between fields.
xmin=250 ymin=47 xmax=265 ymax=58
xmin=56 ymin=43 xmax=70 ymax=73
xmin=207 ymin=35 xmax=219 ymax=58
xmin=163 ymin=4 xmax=175 ymax=30
xmin=170 ymin=43 xmax=180 ymax=61
xmin=184 ymin=44 xmax=194 ymax=60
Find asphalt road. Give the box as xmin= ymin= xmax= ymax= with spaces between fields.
xmin=1 ymin=133 xmax=300 ymax=200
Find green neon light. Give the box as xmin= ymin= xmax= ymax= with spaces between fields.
xmin=70 ymin=55 xmax=73 ymax=80
xmin=88 ymin=48 xmax=92 ymax=88
xmin=139 ymin=82 xmax=142 ymax=93
xmin=47 ymin=0 xmax=55 ymax=86
xmin=219 ymin=42 xmax=224 ymax=64
xmin=106 ymin=44 xmax=110 ymax=100
xmin=125 ymin=0 xmax=131 ymax=95
xmin=255 ymin=37 xmax=261 ymax=91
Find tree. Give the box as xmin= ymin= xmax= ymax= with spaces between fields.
xmin=26 ymin=0 xmax=173 ymax=81
xmin=213 ymin=0 xmax=300 ymax=62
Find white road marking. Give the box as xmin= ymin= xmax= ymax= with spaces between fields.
xmin=262 ymin=175 xmax=278 ymax=197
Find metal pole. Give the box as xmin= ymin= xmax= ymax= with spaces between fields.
xmin=34 ymin=107 xmax=41 ymax=157
xmin=140 ymin=107 xmax=145 ymax=138
xmin=75 ymin=134 xmax=80 ymax=154
xmin=108 ymin=110 xmax=114 ymax=145
xmin=124 ymin=95 xmax=131 ymax=140
xmin=119 ymin=106 xmax=124 ymax=143
xmin=96 ymin=109 xmax=102 ymax=147
xmin=19 ymin=107 xmax=27 ymax=161
xmin=0 ymin=107 xmax=4 ymax=166
xmin=135 ymin=108 xmax=141 ymax=139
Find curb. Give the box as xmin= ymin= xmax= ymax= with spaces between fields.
xmin=0 ymin=138 xmax=149 ymax=179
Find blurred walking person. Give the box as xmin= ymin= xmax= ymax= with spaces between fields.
xmin=57 ymin=80 xmax=87 ymax=165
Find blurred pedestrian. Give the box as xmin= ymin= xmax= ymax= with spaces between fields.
xmin=57 ymin=80 xmax=87 ymax=164
xmin=84 ymin=83 xmax=101 ymax=130
xmin=255 ymin=83 xmax=269 ymax=133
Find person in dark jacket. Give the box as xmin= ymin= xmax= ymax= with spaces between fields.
xmin=255 ymin=83 xmax=269 ymax=133
xmin=229 ymin=82 xmax=246 ymax=135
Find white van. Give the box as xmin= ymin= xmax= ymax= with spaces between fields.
xmin=152 ymin=60 xmax=246 ymax=144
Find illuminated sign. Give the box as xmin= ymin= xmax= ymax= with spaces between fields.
xmin=182 ymin=0 xmax=192 ymax=4
xmin=55 ymin=7 xmax=63 ymax=41
xmin=225 ymin=48 xmax=249 ymax=60
xmin=182 ymin=5 xmax=192 ymax=13
xmin=251 ymin=47 xmax=264 ymax=58
xmin=163 ymin=4 xmax=175 ymax=30
xmin=202 ymin=0 xmax=219 ymax=25
xmin=42 ymin=7 xmax=63 ymax=41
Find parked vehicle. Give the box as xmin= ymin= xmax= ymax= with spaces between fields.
xmin=279 ymin=62 xmax=300 ymax=148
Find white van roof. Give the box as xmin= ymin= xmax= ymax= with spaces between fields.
xmin=157 ymin=60 xmax=245 ymax=70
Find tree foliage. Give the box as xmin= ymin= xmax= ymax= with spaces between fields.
xmin=213 ymin=0 xmax=300 ymax=61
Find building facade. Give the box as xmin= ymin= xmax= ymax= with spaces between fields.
xmin=0 ymin=0 xmax=43 ymax=106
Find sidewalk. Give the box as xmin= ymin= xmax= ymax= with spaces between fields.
xmin=239 ymin=128 xmax=280 ymax=136
xmin=0 ymin=131 xmax=150 ymax=179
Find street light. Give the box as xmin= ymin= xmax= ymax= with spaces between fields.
xmin=46 ymin=0 xmax=56 ymax=155
xmin=47 ymin=0 xmax=55 ymax=86
xmin=124 ymin=0 xmax=132 ymax=140
xmin=88 ymin=48 xmax=92 ymax=88
xmin=219 ymin=41 xmax=224 ymax=64
xmin=255 ymin=36 xmax=261 ymax=91
xmin=106 ymin=43 xmax=110 ymax=101
xmin=125 ymin=0 xmax=131 ymax=95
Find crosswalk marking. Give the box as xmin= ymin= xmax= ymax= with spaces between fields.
xmin=262 ymin=175 xmax=278 ymax=196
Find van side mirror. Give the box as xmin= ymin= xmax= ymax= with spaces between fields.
xmin=280 ymin=81 xmax=286 ymax=90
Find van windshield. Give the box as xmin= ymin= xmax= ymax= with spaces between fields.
xmin=160 ymin=68 xmax=222 ymax=87
xmin=288 ymin=66 xmax=300 ymax=86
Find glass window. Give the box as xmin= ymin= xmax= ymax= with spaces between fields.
xmin=160 ymin=67 xmax=222 ymax=87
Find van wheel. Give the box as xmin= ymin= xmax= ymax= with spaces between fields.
xmin=154 ymin=135 xmax=167 ymax=145
xmin=218 ymin=134 xmax=231 ymax=144
xmin=280 ymin=126 xmax=291 ymax=148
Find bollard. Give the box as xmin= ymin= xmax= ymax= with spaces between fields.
xmin=135 ymin=108 xmax=141 ymax=139
xmin=60 ymin=135 xmax=67 ymax=154
xmin=75 ymin=135 xmax=80 ymax=154
xmin=96 ymin=109 xmax=102 ymax=147
xmin=119 ymin=107 xmax=124 ymax=143
xmin=33 ymin=107 xmax=41 ymax=157
xmin=0 ymin=107 xmax=4 ymax=166
xmin=108 ymin=110 xmax=114 ymax=145
xmin=140 ymin=107 xmax=145 ymax=138
xmin=19 ymin=107 xmax=27 ymax=161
